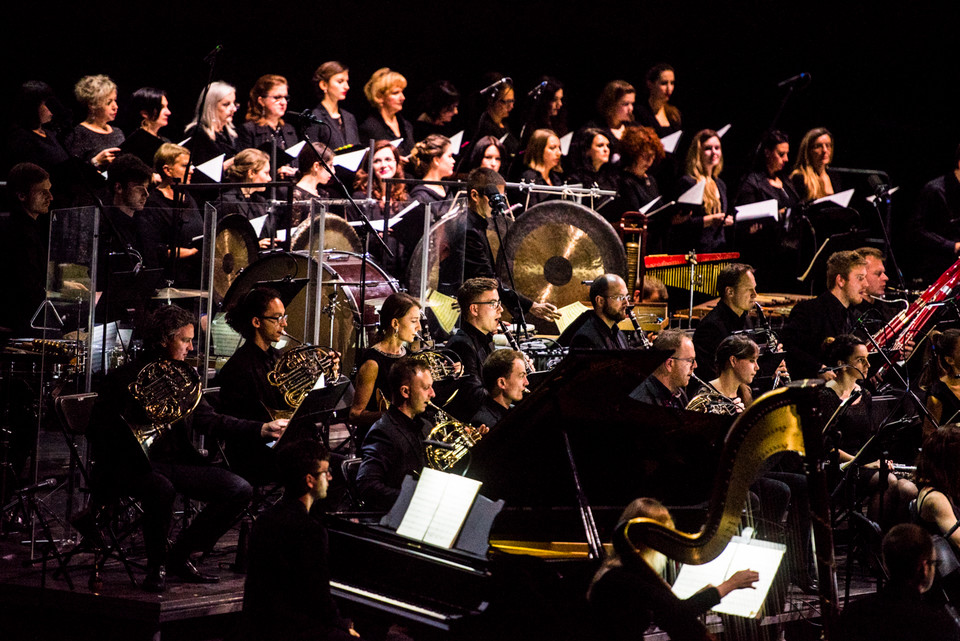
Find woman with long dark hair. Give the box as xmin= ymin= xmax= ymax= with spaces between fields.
xmin=122 ymin=87 xmax=172 ymax=167
xmin=6 ymin=80 xmax=70 ymax=172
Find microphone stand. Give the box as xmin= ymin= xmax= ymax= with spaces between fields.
xmin=868 ymin=187 xmax=907 ymax=291
xmin=488 ymin=192 xmax=531 ymax=340
xmin=294 ymin=116 xmax=392 ymax=352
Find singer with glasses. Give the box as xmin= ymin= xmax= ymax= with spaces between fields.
xmin=570 ymin=274 xmax=632 ymax=350
xmin=215 ymin=287 xmax=295 ymax=483
xmin=237 ymin=74 xmax=299 ymax=179
xmin=349 ymin=292 xmax=423 ymax=443
xmin=473 ymin=73 xmax=519 ymax=166
xmin=820 ymin=335 xmax=917 ymax=531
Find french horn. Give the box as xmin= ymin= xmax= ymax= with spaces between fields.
xmin=425 ymin=401 xmax=483 ymax=471
xmin=127 ymin=358 xmax=203 ymax=457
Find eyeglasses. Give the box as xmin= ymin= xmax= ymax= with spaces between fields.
xmin=669 ymin=356 xmax=697 ymax=365
xmin=309 ymin=469 xmax=333 ymax=479
xmin=605 ymin=294 xmax=631 ymax=302
xmin=472 ymin=300 xmax=503 ymax=309
xmin=260 ymin=314 xmax=289 ymax=323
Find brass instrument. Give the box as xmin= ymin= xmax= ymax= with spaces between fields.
xmin=267 ymin=344 xmax=340 ymax=410
xmin=685 ymin=373 xmax=743 ymax=415
xmin=618 ymin=212 xmax=649 ymax=295
xmin=614 ymin=382 xmax=840 ymax=633
xmin=410 ymin=347 xmax=463 ymax=382
xmin=425 ymin=401 xmax=483 ymax=471
xmin=127 ymin=359 xmax=203 ymax=457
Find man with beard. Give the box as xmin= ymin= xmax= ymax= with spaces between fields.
xmin=570 ymin=274 xmax=631 ymax=350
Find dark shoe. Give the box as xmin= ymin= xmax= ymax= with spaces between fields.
xmin=142 ymin=565 xmax=166 ymax=593
xmin=167 ymin=558 xmax=219 ymax=584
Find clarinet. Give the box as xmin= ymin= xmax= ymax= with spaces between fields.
xmin=500 ymin=321 xmax=535 ymax=373
xmin=626 ymin=307 xmax=652 ymax=348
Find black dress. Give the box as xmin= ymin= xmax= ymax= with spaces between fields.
xmin=605 ymin=169 xmax=660 ymax=229
xmin=63 ymin=124 xmax=125 ymax=163
xmin=237 ymin=120 xmax=299 ymax=156
xmin=928 ymin=379 xmax=960 ymax=426
xmin=140 ymin=189 xmax=204 ymax=288
xmin=517 ymin=167 xmax=563 ymax=208
xmin=184 ymin=124 xmax=238 ymax=164
xmin=121 ymin=128 xmax=169 ymax=167
xmin=305 ymin=103 xmax=360 ymax=151
xmin=358 ymin=113 xmax=415 ymax=156
xmin=674 ymin=175 xmax=729 ymax=253
xmin=4 ymin=126 xmax=70 ymax=172
xmin=352 ymin=347 xmax=405 ymax=443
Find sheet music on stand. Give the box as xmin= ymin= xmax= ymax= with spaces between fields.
xmin=395 ymin=468 xmax=482 ymax=549
xmin=671 ymin=533 xmax=785 ymax=618
xmin=555 ymin=301 xmax=591 ymax=335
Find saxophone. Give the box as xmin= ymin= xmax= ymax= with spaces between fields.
xmin=425 ymin=401 xmax=484 ymax=471
xmin=127 ymin=359 xmax=203 ymax=457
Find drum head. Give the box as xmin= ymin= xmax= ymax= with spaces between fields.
xmin=290 ymin=214 xmax=362 ymax=254
xmin=500 ymin=201 xmax=626 ymax=311
xmin=214 ymin=215 xmax=259 ymax=300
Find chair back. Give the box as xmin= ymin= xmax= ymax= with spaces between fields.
xmin=56 ymin=392 xmax=99 ymax=436
xmin=341 ymin=456 xmax=363 ymax=508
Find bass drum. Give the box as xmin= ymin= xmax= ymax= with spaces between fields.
xmin=220 ymin=251 xmax=398 ymax=374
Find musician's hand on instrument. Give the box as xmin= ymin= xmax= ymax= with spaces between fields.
xmin=717 ymin=569 xmax=760 ymax=597
xmin=732 ymin=397 xmax=746 ymax=412
xmin=262 ymin=419 xmax=289 ymax=439
xmin=529 ymin=301 xmax=561 ymax=322
xmin=775 ymin=360 xmax=789 ymax=378
xmin=819 ymin=368 xmax=837 ymax=382
xmin=902 ymin=337 xmax=916 ymax=360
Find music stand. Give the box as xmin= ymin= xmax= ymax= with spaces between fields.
xmin=796 ymin=229 xmax=868 ymax=295
xmin=285 ymin=379 xmax=352 ymax=449
xmin=255 ymin=276 xmax=310 ymax=308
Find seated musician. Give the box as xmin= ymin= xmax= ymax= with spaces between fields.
xmin=839 ymin=523 xmax=959 ymax=641
xmin=587 ymin=497 xmax=759 ymax=641
xmin=914 ymin=426 xmax=960 ymax=606
xmin=912 ymin=143 xmax=960 ymax=282
xmin=852 ymin=246 xmax=901 ymax=326
xmin=89 ymin=305 xmax=284 ymax=592
xmin=356 ymin=356 xmax=433 ymax=511
xmin=570 ymin=274 xmax=631 ymax=350
xmin=242 ymin=439 xmax=361 ymax=641
xmin=349 ymin=292 xmax=422 ymax=444
xmin=781 ymin=250 xmax=868 ymax=379
xmin=692 ymin=263 xmax=757 ymax=381
xmin=99 ymin=153 xmax=153 ymax=286
xmin=629 ymin=329 xmax=694 ymax=409
xmin=454 ymin=167 xmax=560 ymax=323
xmin=0 ymin=162 xmax=53 ymax=335
xmin=215 ymin=287 xmax=293 ymax=483
xmin=470 ymin=348 xmax=529 ymax=427
xmin=820 ymin=335 xmax=916 ymax=531
xmin=443 ymin=277 xmax=501 ymax=419
xmin=923 ymin=330 xmax=960 ymax=438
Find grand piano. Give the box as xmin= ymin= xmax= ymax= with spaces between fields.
xmin=325 ymin=351 xmax=838 ymax=640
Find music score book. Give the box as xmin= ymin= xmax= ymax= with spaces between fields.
xmin=671 ymin=535 xmax=785 ymax=618
xmin=395 ymin=468 xmax=482 ymax=549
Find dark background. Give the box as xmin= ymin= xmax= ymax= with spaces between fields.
xmin=2 ymin=0 xmax=955 ymax=278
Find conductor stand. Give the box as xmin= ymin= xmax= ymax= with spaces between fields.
xmin=292 ymin=113 xmax=391 ymax=352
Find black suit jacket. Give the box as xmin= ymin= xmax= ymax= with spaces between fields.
xmin=781 ymin=291 xmax=855 ymax=379
xmin=692 ymin=301 xmax=753 ymax=380
xmin=570 ymin=312 xmax=628 ymax=350
xmin=356 ymin=406 xmax=429 ymax=511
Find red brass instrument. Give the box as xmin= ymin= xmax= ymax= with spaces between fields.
xmin=870 ymin=257 xmax=960 ymax=365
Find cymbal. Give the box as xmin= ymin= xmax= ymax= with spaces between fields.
xmin=500 ymin=201 xmax=626 ymax=311
xmin=154 ymin=287 xmax=209 ymax=300
xmin=215 ymin=215 xmax=260 ymax=299
xmin=291 ymin=214 xmax=362 ymax=254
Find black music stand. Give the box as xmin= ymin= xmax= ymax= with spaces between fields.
xmin=796 ymin=229 xmax=868 ymax=295
xmin=255 ymin=276 xmax=310 ymax=308
xmin=285 ymin=379 xmax=352 ymax=450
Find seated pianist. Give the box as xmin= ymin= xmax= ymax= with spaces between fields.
xmin=469 ymin=348 xmax=529 ymax=427
xmin=629 ymin=329 xmax=695 ymax=410
xmin=356 ymin=356 xmax=433 ymax=511
xmin=570 ymin=274 xmax=631 ymax=350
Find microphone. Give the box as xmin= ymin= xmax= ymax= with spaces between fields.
xmin=17 ymin=477 xmax=57 ymax=495
xmin=203 ymin=44 xmax=223 ymax=64
xmin=479 ymin=76 xmax=513 ymax=96
xmin=284 ymin=110 xmax=323 ymax=125
xmin=527 ymin=81 xmax=548 ymax=97
xmin=777 ymin=72 xmax=811 ymax=89
xmin=484 ymin=186 xmax=510 ymax=216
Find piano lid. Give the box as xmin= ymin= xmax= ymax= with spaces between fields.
xmin=467 ymin=350 xmax=732 ymax=511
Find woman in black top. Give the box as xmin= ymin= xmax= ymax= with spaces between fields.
xmin=923 ymin=329 xmax=960 ymax=438
xmin=407 ymin=134 xmax=456 ymax=208
xmin=588 ymin=497 xmax=758 ymax=641
xmin=122 ymin=87 xmax=172 ymax=167
xmin=413 ymin=80 xmax=460 ymax=142
xmin=220 ymin=148 xmax=274 ymax=248
xmin=567 ymin=127 xmax=617 ymax=191
xmin=519 ymin=76 xmax=566 ymax=149
xmin=607 ymin=126 xmax=666 ymax=237
xmin=64 ymin=74 xmax=124 ymax=169
xmin=586 ymin=80 xmax=636 ymax=161
xmin=184 ymin=81 xmax=239 ymax=164
xmin=237 ymin=74 xmax=299 ymax=178
xmin=351 ymin=140 xmax=409 ymax=222
xmin=790 ymin=127 xmax=842 ymax=203
xmin=518 ymin=128 xmax=563 ymax=209
xmin=461 ymin=135 xmax=505 ymax=176
xmin=5 ymin=81 xmax=70 ymax=173
xmin=306 ymin=61 xmax=360 ymax=152
xmin=634 ymin=64 xmax=681 ymax=138
xmin=358 ymin=68 xmax=415 ymax=156
xmin=349 ymin=292 xmax=422 ymax=440
xmin=473 ymin=74 xmax=519 ymax=169
xmin=675 ymin=129 xmax=732 ymax=252
xmin=141 ymin=143 xmax=203 ymax=288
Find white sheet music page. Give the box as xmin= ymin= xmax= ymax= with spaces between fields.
xmin=671 ymin=535 xmax=785 ymax=619
xmin=395 ymin=468 xmax=482 ymax=548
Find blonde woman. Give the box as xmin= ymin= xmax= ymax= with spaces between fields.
xmin=185 ymin=81 xmax=239 ymax=164
xmin=358 ymin=67 xmax=414 ymax=155
xmin=64 ymin=74 xmax=124 ymax=168
xmin=790 ymin=127 xmax=840 ymax=202
xmin=675 ymin=129 xmax=732 ymax=252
